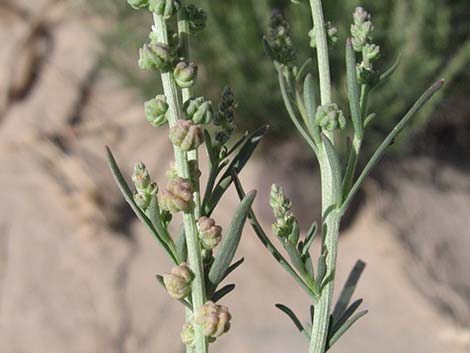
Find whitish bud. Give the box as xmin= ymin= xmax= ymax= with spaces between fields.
xmin=183 ymin=97 xmax=213 ymax=124
xmin=353 ymin=6 xmax=370 ymax=25
xmin=160 ymin=177 xmax=193 ymax=213
xmin=197 ymin=217 xmax=223 ymax=250
xmin=145 ymin=94 xmax=169 ymax=127
xmin=309 ymin=21 xmax=338 ymax=48
xmin=128 ymin=0 xmax=148 ymax=10
xmin=163 ymin=262 xmax=194 ymax=299
xmin=315 ymin=103 xmax=346 ymax=131
xmin=180 ymin=323 xmax=195 ymax=345
xmin=351 ymin=21 xmax=374 ymax=52
xmin=138 ymin=42 xmax=173 ymax=71
xmin=195 ymin=301 xmax=231 ymax=339
xmin=363 ymin=43 xmax=380 ymax=61
xmin=269 ymin=184 xmax=292 ymax=219
xmin=132 ymin=162 xmax=151 ymax=192
xmin=169 ymin=119 xmax=204 ymax=151
xmin=174 ymin=61 xmax=198 ymax=88
xmin=149 ymin=0 xmax=180 ymax=18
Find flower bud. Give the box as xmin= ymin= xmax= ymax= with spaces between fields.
xmin=270 ymin=184 xmax=292 ymax=219
xmin=356 ymin=62 xmax=379 ymax=85
xmin=149 ymin=0 xmax=180 ymax=18
xmin=197 ymin=217 xmax=223 ymax=250
xmin=138 ymin=42 xmax=173 ymax=71
xmin=315 ymin=103 xmax=346 ymax=131
xmin=145 ymin=94 xmax=169 ymax=127
xmin=182 ymin=4 xmax=207 ymax=34
xmin=183 ymin=97 xmax=213 ymax=124
xmin=351 ymin=21 xmax=374 ymax=52
xmin=353 ymin=6 xmax=370 ymax=25
xmin=128 ymin=0 xmax=148 ymax=10
xmin=132 ymin=162 xmax=151 ymax=192
xmin=163 ymin=262 xmax=194 ymax=299
xmin=195 ymin=301 xmax=231 ymax=339
xmin=169 ymin=119 xmax=204 ymax=151
xmin=134 ymin=192 xmax=151 ymax=210
xmin=174 ymin=61 xmax=198 ymax=88
xmin=160 ymin=177 xmax=193 ymax=213
xmin=363 ymin=43 xmax=380 ymax=61
xmin=180 ymin=323 xmax=195 ymax=345
xmin=309 ymin=21 xmax=338 ymax=48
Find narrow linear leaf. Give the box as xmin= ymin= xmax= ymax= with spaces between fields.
xmin=340 ymin=79 xmax=444 ymax=215
xmin=275 ymin=304 xmax=310 ymax=340
xmin=301 ymin=222 xmax=318 ymax=257
xmin=321 ymin=134 xmax=343 ymax=206
xmin=332 ymin=260 xmax=366 ymax=322
xmin=310 ymin=305 xmax=315 ymax=324
xmin=205 ymin=126 xmax=267 ymax=216
xmin=226 ymin=131 xmax=249 ymax=156
xmin=303 ymin=252 xmax=315 ymax=279
xmin=156 ymin=275 xmax=193 ymax=311
xmin=363 ymin=113 xmax=377 ymax=128
xmin=374 ymin=54 xmax=401 ymax=89
xmin=327 ymin=310 xmax=368 ymax=350
xmin=176 ymin=225 xmax=187 ymax=263
xmin=316 ymin=251 xmax=327 ymax=286
xmin=285 ymin=241 xmax=307 ymax=276
xmin=346 ymin=38 xmax=362 ymax=134
xmin=221 ymin=257 xmax=245 ymax=282
xmin=212 ymin=284 xmax=236 ymax=302
xmin=295 ymin=58 xmax=313 ymax=82
xmin=147 ymin=195 xmax=175 ymax=249
xmin=331 ymin=298 xmax=363 ymax=334
xmin=208 ymin=191 xmax=256 ymax=292
xmin=232 ymin=173 xmax=317 ymax=302
xmin=106 ymin=146 xmax=178 ymax=264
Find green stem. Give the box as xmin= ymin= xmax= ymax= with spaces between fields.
xmin=308 ymin=1 xmax=341 ymax=352
xmin=153 ymin=13 xmax=208 ymax=353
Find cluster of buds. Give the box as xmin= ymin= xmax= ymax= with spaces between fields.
xmin=169 ymin=119 xmax=204 ymax=151
xmin=163 ymin=262 xmax=194 ymax=299
xmin=144 ymin=94 xmax=169 ymax=126
xmin=213 ymin=86 xmax=237 ymax=144
xmin=315 ymin=103 xmax=346 ymax=132
xmin=160 ymin=177 xmax=193 ymax=213
xmin=132 ymin=162 xmax=158 ymax=210
xmin=197 ymin=217 xmax=223 ymax=250
xmin=174 ymin=61 xmax=198 ymax=88
xmin=183 ymin=97 xmax=213 ymax=124
xmin=149 ymin=0 xmax=180 ymax=18
xmin=267 ymin=10 xmax=296 ymax=65
xmin=181 ymin=4 xmax=207 ymax=34
xmin=195 ymin=301 xmax=231 ymax=339
xmin=270 ymin=184 xmax=298 ymax=245
xmin=308 ymin=21 xmax=338 ymax=48
xmin=351 ymin=7 xmax=380 ymax=85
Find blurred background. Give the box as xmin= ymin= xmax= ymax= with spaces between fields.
xmin=0 ymin=0 xmax=468 ymax=352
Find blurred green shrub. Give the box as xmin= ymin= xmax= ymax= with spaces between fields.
xmin=93 ymin=0 xmax=469 ymax=154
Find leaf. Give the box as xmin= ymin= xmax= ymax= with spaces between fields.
xmin=176 ymin=225 xmax=187 ymax=263
xmin=284 ymin=241 xmax=306 ymax=276
xmin=331 ymin=298 xmax=363 ymax=333
xmin=303 ymin=252 xmax=315 ymax=279
xmin=204 ymin=126 xmax=267 ymax=216
xmin=310 ymin=305 xmax=315 ymax=324
xmin=147 ymin=195 xmax=175 ymax=248
xmin=275 ymin=304 xmax=310 ymax=340
xmin=207 ymin=191 xmax=256 ymax=293
xmin=301 ymin=222 xmax=318 ymax=257
xmin=106 ymin=146 xmax=178 ymax=264
xmin=321 ymin=134 xmax=343 ymax=206
xmin=363 ymin=113 xmax=377 ymax=128
xmin=212 ymin=284 xmax=235 ymax=302
xmin=345 ymin=38 xmax=362 ymax=132
xmin=220 ymin=257 xmax=245 ymax=282
xmin=373 ymin=54 xmax=401 ymax=89
xmin=155 ymin=275 xmax=193 ymax=311
xmin=303 ymin=73 xmax=319 ymax=140
xmin=295 ymin=58 xmax=313 ymax=82
xmin=332 ymin=260 xmax=366 ymax=322
xmin=327 ymin=310 xmax=368 ymax=350
xmin=262 ymin=36 xmax=275 ymax=63
xmin=340 ymin=79 xmax=444 ymax=216
xmin=316 ymin=250 xmax=327 ymax=286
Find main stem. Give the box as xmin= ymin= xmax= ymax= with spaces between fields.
xmin=308 ymin=1 xmax=341 ymax=353
xmin=153 ymin=14 xmax=208 ymax=353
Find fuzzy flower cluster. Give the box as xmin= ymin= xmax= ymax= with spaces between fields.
xmin=351 ymin=7 xmax=380 ymax=84
xmin=267 ymin=10 xmax=296 ymax=65
xmin=195 ymin=301 xmax=232 ymax=340
xmin=132 ymin=162 xmax=158 ymax=210
xmin=270 ymin=184 xmax=298 ymax=245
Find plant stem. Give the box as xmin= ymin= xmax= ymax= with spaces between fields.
xmin=308 ymin=1 xmax=342 ymax=352
xmin=153 ymin=13 xmax=208 ymax=353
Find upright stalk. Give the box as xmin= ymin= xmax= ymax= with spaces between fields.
xmin=308 ymin=1 xmax=342 ymax=352
xmin=153 ymin=13 xmax=208 ymax=353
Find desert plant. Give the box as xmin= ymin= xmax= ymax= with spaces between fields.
xmin=231 ymin=1 xmax=444 ymax=353
xmin=106 ymin=1 xmax=266 ymax=352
